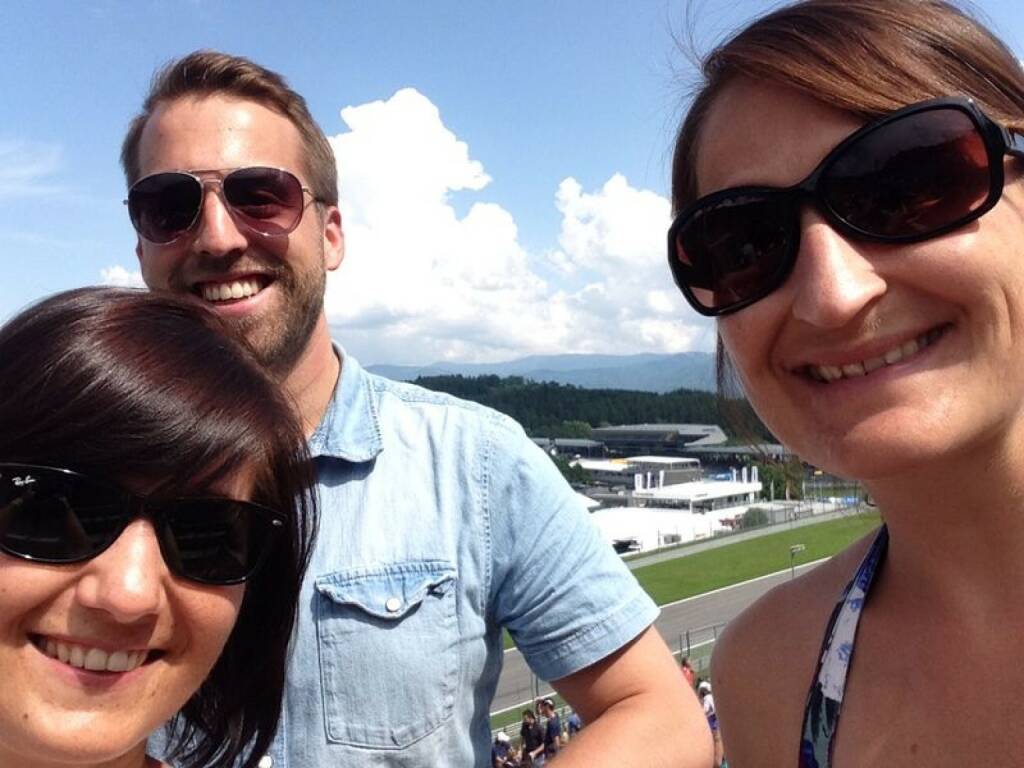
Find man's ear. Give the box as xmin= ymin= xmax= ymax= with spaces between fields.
xmin=323 ymin=205 xmax=344 ymax=271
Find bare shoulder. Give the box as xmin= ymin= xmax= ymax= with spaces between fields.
xmin=711 ymin=531 xmax=878 ymax=767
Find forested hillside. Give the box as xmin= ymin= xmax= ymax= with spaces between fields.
xmin=413 ymin=374 xmax=770 ymax=440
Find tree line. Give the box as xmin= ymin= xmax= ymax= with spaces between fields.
xmin=412 ymin=374 xmax=772 ymax=441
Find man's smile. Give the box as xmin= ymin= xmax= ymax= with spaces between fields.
xmin=194 ymin=275 xmax=270 ymax=303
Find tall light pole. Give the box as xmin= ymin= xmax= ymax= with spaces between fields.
xmin=789 ymin=544 xmax=806 ymax=579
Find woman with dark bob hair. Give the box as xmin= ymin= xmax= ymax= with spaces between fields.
xmin=0 ymin=286 xmax=316 ymax=767
xmin=667 ymin=0 xmax=1024 ymax=765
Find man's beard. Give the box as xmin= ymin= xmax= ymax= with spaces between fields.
xmin=231 ymin=258 xmax=326 ymax=377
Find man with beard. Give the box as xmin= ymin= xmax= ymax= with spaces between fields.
xmin=122 ymin=51 xmax=710 ymax=768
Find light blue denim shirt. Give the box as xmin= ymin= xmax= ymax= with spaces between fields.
xmin=260 ymin=351 xmax=658 ymax=767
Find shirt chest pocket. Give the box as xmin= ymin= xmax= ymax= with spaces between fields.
xmin=314 ymin=561 xmax=459 ymax=749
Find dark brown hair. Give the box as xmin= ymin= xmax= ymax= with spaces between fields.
xmin=0 ymin=287 xmax=317 ymax=768
xmin=670 ymin=0 xmax=1024 ymax=398
xmin=121 ymin=50 xmax=338 ymax=206
xmin=672 ymin=0 xmax=1024 ymax=216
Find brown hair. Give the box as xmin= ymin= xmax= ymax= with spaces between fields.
xmin=121 ymin=50 xmax=338 ymax=205
xmin=670 ymin=0 xmax=1024 ymax=398
xmin=0 ymin=287 xmax=317 ymax=768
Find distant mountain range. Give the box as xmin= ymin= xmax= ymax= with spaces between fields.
xmin=367 ymin=352 xmax=715 ymax=393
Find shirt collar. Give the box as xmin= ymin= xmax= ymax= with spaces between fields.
xmin=307 ymin=346 xmax=383 ymax=463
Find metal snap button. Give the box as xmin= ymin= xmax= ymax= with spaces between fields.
xmin=385 ymin=597 xmax=401 ymax=613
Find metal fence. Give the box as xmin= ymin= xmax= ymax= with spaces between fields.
xmin=490 ymin=621 xmax=727 ymax=742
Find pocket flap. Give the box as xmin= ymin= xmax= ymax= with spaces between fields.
xmin=315 ymin=561 xmax=456 ymax=620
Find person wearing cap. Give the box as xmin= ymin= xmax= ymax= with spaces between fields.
xmin=492 ymin=731 xmax=513 ymax=767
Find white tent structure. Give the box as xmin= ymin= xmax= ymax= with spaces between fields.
xmin=589 ymin=506 xmax=732 ymax=552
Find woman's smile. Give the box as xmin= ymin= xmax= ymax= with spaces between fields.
xmin=31 ymin=633 xmax=159 ymax=674
xmin=797 ymin=324 xmax=950 ymax=384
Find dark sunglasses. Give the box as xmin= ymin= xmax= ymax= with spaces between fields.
xmin=668 ymin=97 xmax=1024 ymax=316
xmin=126 ymin=166 xmax=323 ymax=245
xmin=0 ymin=463 xmax=285 ymax=585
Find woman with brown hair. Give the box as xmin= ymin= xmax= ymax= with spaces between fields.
xmin=0 ymin=287 xmax=316 ymax=767
xmin=666 ymin=1 xmax=1024 ymax=765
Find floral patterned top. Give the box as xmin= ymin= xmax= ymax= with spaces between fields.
xmin=799 ymin=525 xmax=888 ymax=768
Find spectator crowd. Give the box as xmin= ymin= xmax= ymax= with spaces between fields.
xmin=491 ymin=698 xmax=583 ymax=767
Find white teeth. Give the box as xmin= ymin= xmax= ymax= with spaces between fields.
xmin=841 ymin=363 xmax=866 ymax=378
xmin=822 ymin=365 xmax=842 ymax=382
xmin=106 ymin=651 xmax=130 ymax=672
xmin=200 ymin=278 xmax=262 ymax=303
xmin=83 ymin=648 xmax=107 ymax=672
xmin=808 ymin=327 xmax=945 ymax=384
xmin=863 ymin=356 xmax=886 ymax=373
xmin=38 ymin=638 xmax=148 ymax=674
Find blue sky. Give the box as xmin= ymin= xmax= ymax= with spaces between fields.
xmin=3 ymin=0 xmax=1023 ymax=365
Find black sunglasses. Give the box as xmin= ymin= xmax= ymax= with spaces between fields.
xmin=668 ymin=97 xmax=1024 ymax=316
xmin=0 ymin=463 xmax=285 ymax=585
xmin=126 ymin=166 xmax=323 ymax=245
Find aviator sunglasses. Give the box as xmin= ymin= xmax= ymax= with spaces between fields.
xmin=126 ymin=166 xmax=324 ymax=245
xmin=0 ymin=463 xmax=285 ymax=585
xmin=667 ymin=97 xmax=1024 ymax=316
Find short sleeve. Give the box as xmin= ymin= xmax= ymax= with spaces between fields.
xmin=485 ymin=416 xmax=659 ymax=682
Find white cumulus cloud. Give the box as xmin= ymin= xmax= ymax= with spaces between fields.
xmin=100 ymin=265 xmax=145 ymax=288
xmin=326 ymin=89 xmax=710 ymax=364
xmin=539 ymin=173 xmax=713 ymax=355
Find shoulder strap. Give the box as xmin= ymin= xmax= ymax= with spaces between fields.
xmin=798 ymin=525 xmax=888 ymax=768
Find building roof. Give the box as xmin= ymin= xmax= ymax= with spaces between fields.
xmin=682 ymin=443 xmax=789 ymax=457
xmin=633 ymin=479 xmax=762 ymax=502
xmin=531 ymin=437 xmax=604 ymax=448
xmin=590 ymin=423 xmax=727 ymax=446
xmin=626 ymin=455 xmax=700 ymax=465
xmin=572 ymin=458 xmax=636 ymax=473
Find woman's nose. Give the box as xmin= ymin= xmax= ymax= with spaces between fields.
xmin=73 ymin=519 xmax=168 ymax=623
xmin=789 ymin=209 xmax=888 ymax=328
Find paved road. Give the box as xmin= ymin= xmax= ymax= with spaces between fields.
xmin=491 ymin=560 xmax=823 ymax=714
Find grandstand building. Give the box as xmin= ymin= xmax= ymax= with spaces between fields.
xmin=590 ymin=423 xmax=727 ymax=456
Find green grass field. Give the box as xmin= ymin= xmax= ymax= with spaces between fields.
xmin=632 ymin=511 xmax=881 ymax=605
